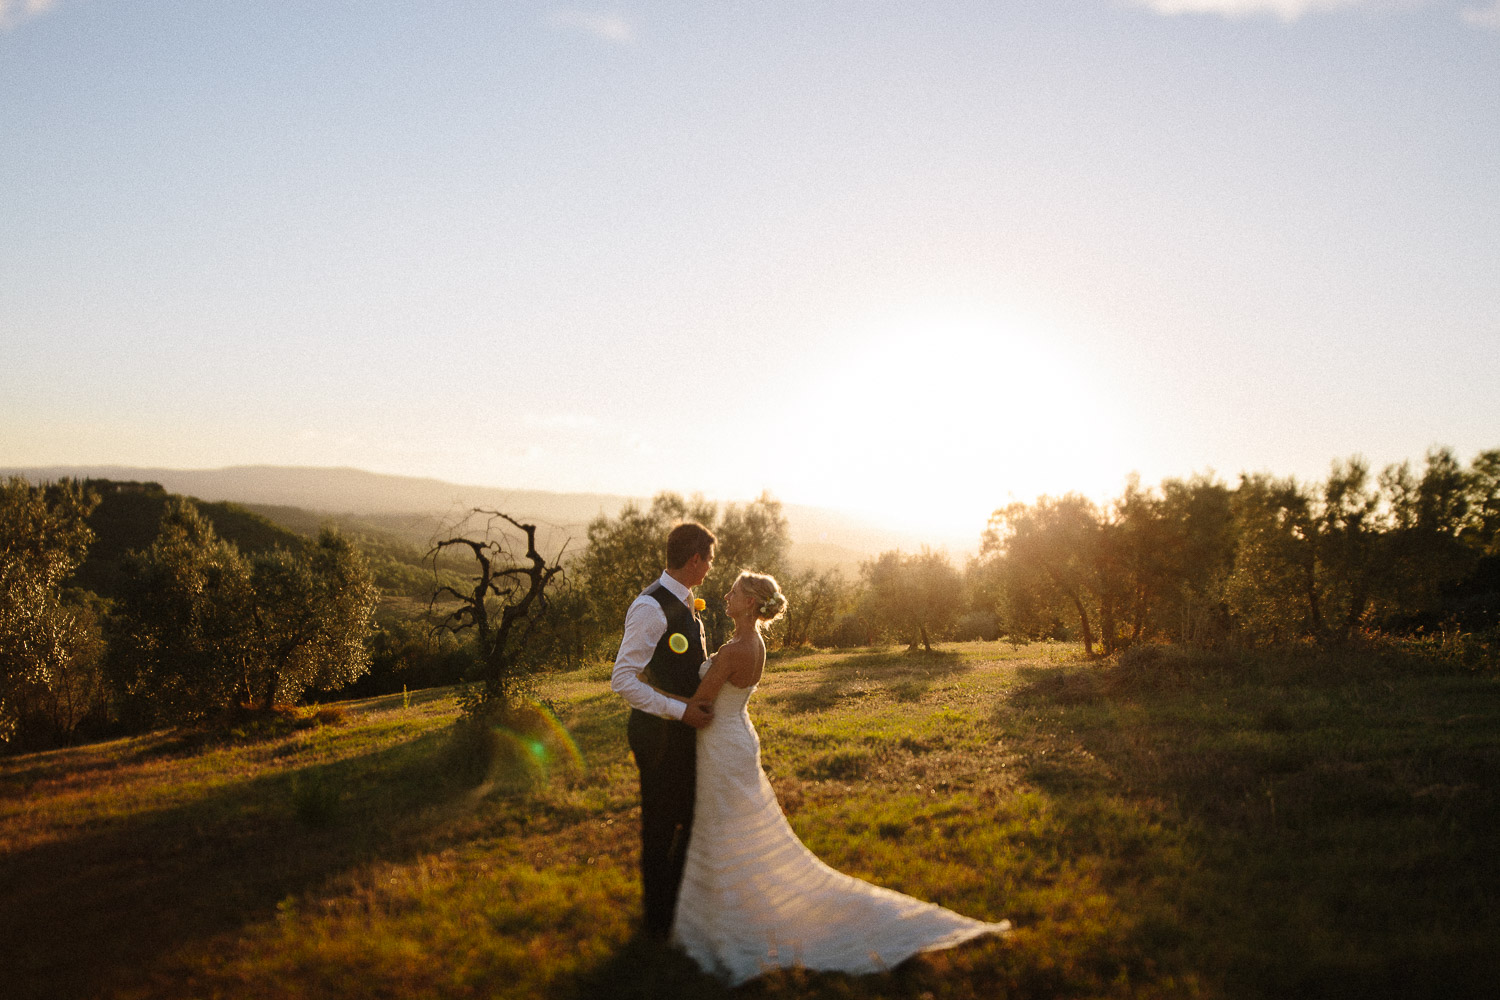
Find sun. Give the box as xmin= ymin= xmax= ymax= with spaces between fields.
xmin=771 ymin=301 xmax=1131 ymax=540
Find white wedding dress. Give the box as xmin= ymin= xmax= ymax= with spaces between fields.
xmin=671 ymin=668 xmax=1010 ymax=985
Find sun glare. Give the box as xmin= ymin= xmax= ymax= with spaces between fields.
xmin=775 ymin=302 xmax=1130 ymax=540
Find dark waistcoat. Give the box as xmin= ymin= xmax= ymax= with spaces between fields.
xmin=626 ymin=584 xmax=707 ymax=756
xmin=642 ymin=584 xmax=707 ymax=697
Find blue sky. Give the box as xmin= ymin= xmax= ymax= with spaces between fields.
xmin=2 ymin=0 xmax=1497 ymax=539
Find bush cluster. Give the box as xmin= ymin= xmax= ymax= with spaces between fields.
xmin=2 ymin=478 xmax=380 ymax=749
xmin=976 ymin=447 xmax=1500 ymax=656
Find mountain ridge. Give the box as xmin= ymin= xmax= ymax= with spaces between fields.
xmin=4 ymin=464 xmax=977 ymax=567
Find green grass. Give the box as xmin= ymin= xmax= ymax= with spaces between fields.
xmin=2 ymin=641 xmax=1497 ymax=999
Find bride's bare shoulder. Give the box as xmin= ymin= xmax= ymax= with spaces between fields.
xmin=715 ymin=636 xmax=764 ymax=684
xmin=714 ymin=637 xmax=751 ymax=663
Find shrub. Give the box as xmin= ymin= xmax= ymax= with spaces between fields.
xmin=443 ymin=696 xmax=581 ymax=792
xmin=815 ymin=613 xmax=874 ymax=649
xmin=309 ymin=704 xmax=347 ymax=727
xmin=348 ymin=615 xmax=478 ymax=697
xmin=1109 ymin=643 xmax=1237 ymax=693
xmin=1365 ymin=627 xmax=1499 ymax=673
xmin=290 ymin=772 xmax=340 ymax=828
xmin=799 ymin=747 xmax=872 ymax=780
xmin=952 ymin=610 xmax=1002 ymax=642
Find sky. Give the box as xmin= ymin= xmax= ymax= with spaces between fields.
xmin=2 ymin=0 xmax=1497 ymax=543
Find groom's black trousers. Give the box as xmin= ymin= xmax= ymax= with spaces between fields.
xmin=628 ymin=709 xmax=697 ymax=936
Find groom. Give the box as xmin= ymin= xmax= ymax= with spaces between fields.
xmin=611 ymin=521 xmax=717 ymax=938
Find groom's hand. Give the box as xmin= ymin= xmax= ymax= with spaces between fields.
xmin=682 ymin=700 xmax=714 ymax=729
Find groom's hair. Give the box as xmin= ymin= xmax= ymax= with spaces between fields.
xmin=665 ymin=522 xmax=716 ymax=569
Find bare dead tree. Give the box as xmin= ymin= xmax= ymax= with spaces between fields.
xmin=427 ymin=510 xmax=564 ymax=712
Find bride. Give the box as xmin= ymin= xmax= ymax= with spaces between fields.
xmin=665 ymin=570 xmax=1010 ymax=985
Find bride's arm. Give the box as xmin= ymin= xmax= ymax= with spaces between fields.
xmin=650 ymin=681 xmax=714 ymax=729
xmin=689 ymin=644 xmax=748 ymax=706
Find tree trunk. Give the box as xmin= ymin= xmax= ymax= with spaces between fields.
xmin=1131 ymin=582 xmax=1145 ymax=642
xmin=1100 ymin=594 xmax=1117 ymax=655
xmin=262 ymin=667 xmax=280 ymax=711
xmin=1070 ymin=592 xmax=1095 ymax=657
xmin=1337 ymin=584 xmax=1369 ymax=645
xmin=1303 ymin=555 xmax=1324 ymax=642
xmin=920 ymin=622 xmax=932 ymax=653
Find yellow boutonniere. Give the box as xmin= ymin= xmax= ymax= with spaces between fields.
xmin=668 ymin=633 xmax=689 ymax=653
xmin=693 ymin=598 xmax=706 ymax=612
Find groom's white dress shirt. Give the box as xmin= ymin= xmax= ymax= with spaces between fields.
xmin=611 ymin=571 xmax=708 ymax=721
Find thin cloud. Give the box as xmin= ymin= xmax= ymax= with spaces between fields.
xmin=548 ymin=9 xmax=635 ymax=44
xmin=0 ymin=0 xmax=60 ymax=31
xmin=1134 ymin=0 xmax=1500 ymax=30
xmin=523 ymin=413 xmax=600 ymax=431
xmin=1130 ymin=0 xmax=1365 ymax=19
xmin=1461 ymin=0 xmax=1500 ymax=28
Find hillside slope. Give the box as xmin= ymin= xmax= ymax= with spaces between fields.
xmin=7 ymin=464 xmax=976 ymax=565
xmin=70 ymin=480 xmax=309 ymax=599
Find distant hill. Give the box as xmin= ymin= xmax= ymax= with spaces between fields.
xmin=8 ymin=465 xmax=973 ymax=572
xmin=60 ymin=481 xmax=458 ymax=600
xmin=8 ymin=465 xmax=618 ymax=522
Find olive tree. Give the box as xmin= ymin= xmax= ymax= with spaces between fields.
xmin=780 ymin=567 xmax=853 ymax=648
xmin=984 ymin=495 xmax=1107 ymax=655
xmin=1467 ymin=449 xmax=1500 ymax=553
xmin=1151 ymin=475 xmax=1236 ymax=646
xmin=861 ymin=548 xmax=962 ymax=652
xmin=108 ymin=499 xmax=254 ymax=723
xmin=111 ymin=500 xmax=380 ymax=723
xmin=245 ymin=529 xmax=379 ymax=708
xmin=0 ymin=478 xmax=100 ymax=746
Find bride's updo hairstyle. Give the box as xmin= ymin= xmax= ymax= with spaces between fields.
xmin=736 ymin=571 xmax=787 ymax=626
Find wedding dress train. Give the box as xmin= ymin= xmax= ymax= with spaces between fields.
xmin=670 ymin=672 xmax=1010 ymax=985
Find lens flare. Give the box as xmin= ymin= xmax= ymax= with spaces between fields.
xmin=486 ymin=698 xmax=586 ymax=786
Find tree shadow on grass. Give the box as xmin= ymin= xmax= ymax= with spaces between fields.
xmin=0 ymin=688 xmax=462 ymax=790
xmin=561 ymin=929 xmax=972 ymax=1000
xmin=556 ymin=691 xmax=637 ymax=773
xmin=563 ymin=928 xmax=1011 ymax=1000
xmin=763 ymin=649 xmax=971 ymax=715
xmin=0 ymin=728 xmax=470 ymax=1000
xmin=0 ymin=720 xmax=320 ymax=790
xmin=564 ymin=929 xmax=726 ymax=1000
xmin=345 ymin=684 xmax=456 ymax=716
xmin=0 ymin=730 xmax=181 ymax=791
xmin=994 ymin=657 xmax=1500 ymax=998
xmin=1007 ymin=664 xmax=1106 ymax=708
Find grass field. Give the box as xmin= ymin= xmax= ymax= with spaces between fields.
xmin=2 ymin=641 xmax=1497 ymax=999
